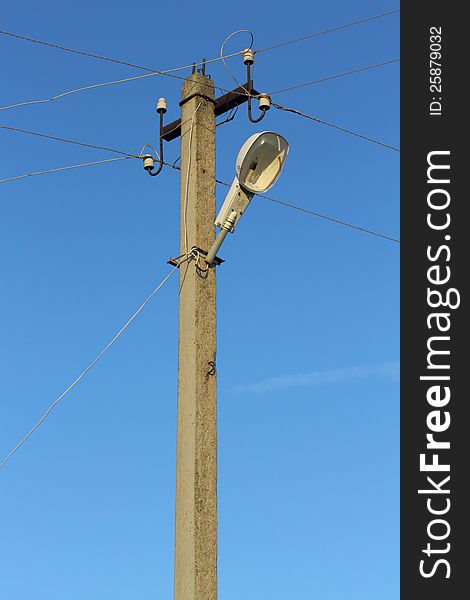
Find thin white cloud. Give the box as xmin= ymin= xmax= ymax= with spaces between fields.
xmin=232 ymin=361 xmax=400 ymax=394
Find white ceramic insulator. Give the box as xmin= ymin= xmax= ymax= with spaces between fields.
xmin=156 ymin=97 xmax=167 ymax=113
xmin=143 ymin=155 xmax=155 ymax=170
xmin=258 ymin=94 xmax=271 ymax=111
xmin=243 ymin=49 xmax=254 ymax=65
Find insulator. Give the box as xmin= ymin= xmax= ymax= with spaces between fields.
xmin=258 ymin=94 xmax=271 ymax=111
xmin=142 ymin=154 xmax=155 ymax=171
xmin=243 ymin=48 xmax=255 ymax=65
xmin=156 ymin=97 xmax=167 ymax=114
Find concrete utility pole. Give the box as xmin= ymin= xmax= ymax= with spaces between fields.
xmin=174 ymin=72 xmax=217 ymax=600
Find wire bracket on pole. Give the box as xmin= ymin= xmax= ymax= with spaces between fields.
xmin=179 ymin=93 xmax=216 ymax=108
xmin=167 ymin=247 xmax=224 ymax=268
xmin=161 ymin=83 xmax=260 ymax=143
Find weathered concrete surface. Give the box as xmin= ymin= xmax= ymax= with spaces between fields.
xmin=174 ymin=72 xmax=217 ymax=600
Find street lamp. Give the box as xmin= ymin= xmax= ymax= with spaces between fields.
xmin=205 ymin=131 xmax=289 ymax=265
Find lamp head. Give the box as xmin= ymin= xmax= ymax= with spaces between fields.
xmin=236 ymin=131 xmax=289 ymax=194
xmin=208 ymin=131 xmax=290 ymax=265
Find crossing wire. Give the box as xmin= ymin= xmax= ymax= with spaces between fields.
xmin=0 ymin=262 xmax=185 ymax=470
xmin=0 ymin=10 xmax=400 ymax=469
xmin=0 ymin=29 xmax=242 ymax=74
xmin=272 ymin=102 xmax=400 ymax=152
xmin=0 ymin=56 xmax=400 ymax=114
xmin=0 ymin=139 xmax=399 ymax=243
xmin=214 ymin=179 xmax=400 ymax=244
xmin=0 ymin=123 xmax=139 ymax=157
xmin=0 ymin=157 xmax=132 ymax=183
xmin=0 ymin=120 xmax=399 ymax=245
xmin=0 ymin=157 xmax=183 ymax=184
xmin=0 ymin=10 xmax=399 ymax=73
xmin=255 ymin=8 xmax=400 ymax=54
xmin=269 ymin=58 xmax=400 ymax=95
xmin=0 ymin=9 xmax=400 ymax=112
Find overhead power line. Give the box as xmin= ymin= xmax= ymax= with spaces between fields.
xmin=272 ymin=102 xmax=400 ymax=152
xmin=0 ymin=30 xmax=246 ymax=114
xmin=0 ymin=28 xmax=243 ymax=75
xmin=0 ymin=124 xmax=138 ymax=157
xmin=269 ymin=58 xmax=400 ymax=95
xmin=0 ymin=153 xmax=399 ymax=243
xmin=0 ymin=71 xmax=244 ymax=115
xmin=0 ymin=56 xmax=252 ymax=115
xmin=1 ymin=102 xmax=398 ymax=166
xmin=0 ymin=263 xmax=184 ymax=470
xmin=258 ymin=193 xmax=399 ymax=243
xmin=0 ymin=157 xmax=181 ymax=184
xmin=0 ymin=72 xmax=161 ymax=113
xmin=0 ymin=157 xmax=132 ymax=183
xmin=0 ymin=127 xmax=398 ymax=242
xmin=215 ymin=180 xmax=400 ymax=243
xmin=1 ymin=10 xmax=399 ymax=75
xmin=1 ymin=10 xmax=399 ymax=113
xmin=255 ymin=8 xmax=400 ymax=54
xmin=0 ymin=58 xmax=245 ymax=115
xmin=0 ymin=56 xmax=400 ymax=114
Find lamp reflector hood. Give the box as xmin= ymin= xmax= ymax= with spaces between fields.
xmin=236 ymin=131 xmax=289 ymax=193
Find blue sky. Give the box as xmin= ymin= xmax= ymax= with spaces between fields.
xmin=0 ymin=1 xmax=399 ymax=599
